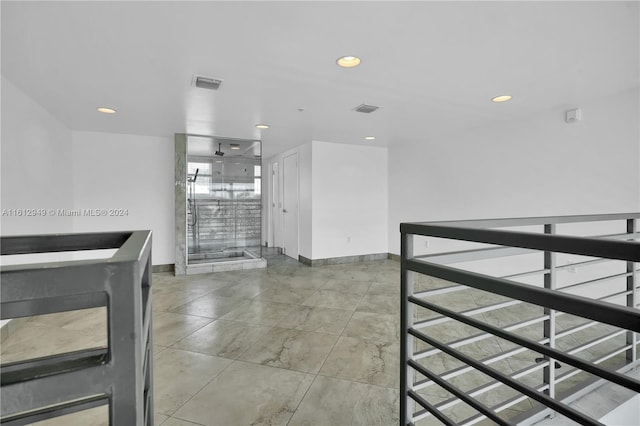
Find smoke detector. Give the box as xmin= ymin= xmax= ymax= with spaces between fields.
xmin=192 ymin=75 xmax=223 ymax=90
xmin=353 ymin=104 xmax=379 ymax=114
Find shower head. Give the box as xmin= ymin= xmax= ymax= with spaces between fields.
xmin=215 ymin=142 xmax=224 ymax=157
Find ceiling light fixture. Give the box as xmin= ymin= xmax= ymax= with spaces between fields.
xmin=230 ymin=144 xmax=241 ymax=150
xmin=365 ymin=136 xmax=376 ymax=140
xmin=336 ymin=55 xmax=361 ymax=68
xmin=97 ymin=107 xmax=117 ymax=114
xmin=491 ymin=95 xmax=513 ymax=103
xmin=255 ymin=124 xmax=270 ymax=129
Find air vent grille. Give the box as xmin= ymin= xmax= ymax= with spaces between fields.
xmin=193 ymin=75 xmax=223 ymax=90
xmin=354 ymin=104 xmax=379 ymax=113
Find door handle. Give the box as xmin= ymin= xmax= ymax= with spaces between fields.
xmin=283 ymin=209 xmax=288 ymax=213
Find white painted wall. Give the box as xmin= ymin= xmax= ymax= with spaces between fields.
xmin=388 ymin=88 xmax=640 ymax=255
xmin=1 ymin=76 xmax=74 ymax=235
xmin=1 ymin=76 xmax=75 ymax=330
xmin=265 ymin=141 xmax=388 ymax=261
xmin=311 ymin=141 xmax=388 ymax=260
xmin=71 ymin=131 xmax=175 ymax=265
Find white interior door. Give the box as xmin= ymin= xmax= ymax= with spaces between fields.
xmin=270 ymin=162 xmax=279 ymax=248
xmin=282 ymin=153 xmax=298 ymax=259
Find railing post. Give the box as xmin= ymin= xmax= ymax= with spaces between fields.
xmin=400 ymin=231 xmax=415 ymax=425
xmin=543 ymin=224 xmax=557 ymax=400
xmin=627 ymin=218 xmax=637 ymax=363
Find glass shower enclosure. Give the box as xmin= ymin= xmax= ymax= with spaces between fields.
xmin=175 ymin=134 xmax=264 ymax=274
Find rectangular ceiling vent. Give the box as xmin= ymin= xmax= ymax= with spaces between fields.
xmin=354 ymin=104 xmax=379 ymax=113
xmin=193 ymin=75 xmax=223 ymax=90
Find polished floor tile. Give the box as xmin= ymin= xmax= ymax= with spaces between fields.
xmin=173 ymin=361 xmax=314 ymax=426
xmin=172 ymin=319 xmax=271 ymax=359
xmin=343 ymin=311 xmax=400 ymax=342
xmin=169 ymin=294 xmax=247 ymax=319
xmin=302 ymin=289 xmax=364 ymax=310
xmin=288 ymin=375 xmax=399 ymax=425
xmin=152 ymin=311 xmax=214 ymax=347
xmin=320 ymin=278 xmax=372 ymax=295
xmin=154 ymin=348 xmax=233 ymax=415
xmin=219 ymin=299 xmax=297 ymax=326
xmin=238 ymin=327 xmax=338 ymax=373
xmin=254 ymin=286 xmax=317 ymax=305
xmin=320 ymin=336 xmax=399 ymax=388
xmin=275 ymin=305 xmax=353 ymax=335
xmin=356 ymin=293 xmax=399 ymax=315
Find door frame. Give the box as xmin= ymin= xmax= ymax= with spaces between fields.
xmin=282 ymin=152 xmax=299 ymax=260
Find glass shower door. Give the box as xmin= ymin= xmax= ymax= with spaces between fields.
xmin=186 ymin=136 xmax=262 ymax=264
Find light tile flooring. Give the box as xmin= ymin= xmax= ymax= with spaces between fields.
xmin=1 ymin=253 xmax=402 ymax=425
xmin=1 ymin=251 xmax=629 ymax=425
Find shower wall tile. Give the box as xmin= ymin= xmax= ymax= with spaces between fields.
xmin=174 ymin=134 xmax=187 ymax=276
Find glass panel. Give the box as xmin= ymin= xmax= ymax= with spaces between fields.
xmin=186 ymin=136 xmax=262 ymax=264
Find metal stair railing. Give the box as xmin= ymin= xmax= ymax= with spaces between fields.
xmin=1 ymin=230 xmax=153 ymax=426
xmin=400 ymin=213 xmax=640 ymax=425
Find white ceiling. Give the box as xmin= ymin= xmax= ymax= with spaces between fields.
xmin=2 ymin=1 xmax=638 ymax=158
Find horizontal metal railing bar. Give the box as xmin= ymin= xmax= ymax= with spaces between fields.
xmin=1 ymin=363 xmax=110 ymax=416
xmin=415 ymin=246 xmax=535 ymax=265
xmin=413 ymin=299 xmax=522 ymax=330
xmin=501 ymin=268 xmax=550 ymax=280
xmin=599 ymin=232 xmax=640 ymax=241
xmin=401 ymin=224 xmax=640 ymax=262
xmin=554 ymin=288 xmax=636 ymax=335
xmin=555 ymin=345 xmax=632 ymax=385
xmin=0 ymin=293 xmax=107 ymax=320
xmin=0 ymin=394 xmax=109 ymax=426
xmin=414 ymin=284 xmax=467 ymax=298
xmin=596 ymin=289 xmax=632 ymax=304
xmin=555 ymin=257 xmax=614 ymax=272
xmin=462 ymin=385 xmax=552 ymax=426
xmin=0 ymin=348 xmax=109 ymax=386
xmin=0 ymin=231 xmax=150 ymax=277
xmin=407 ymin=390 xmax=456 ymax=426
xmin=413 ymin=314 xmax=549 ymax=361
xmin=413 ymin=345 xmax=532 ymax=390
xmin=416 ymin=360 xmax=548 ymax=420
xmin=407 ymin=295 xmax=640 ymax=393
xmin=556 ymin=319 xmax=601 ymax=340
xmin=557 ymin=272 xmax=633 ymax=293
xmin=0 ymin=260 xmax=135 ymax=302
xmin=405 ymin=258 xmax=640 ymax=333
xmin=566 ymin=330 xmax=626 ymax=356
xmin=413 ymin=231 xmax=639 ymax=268
xmin=408 ymin=328 xmax=604 ymax=426
xmin=512 ymin=361 xmax=637 ymax=426
xmin=0 ymin=231 xmax=132 ymax=256
xmin=406 ymin=213 xmax=640 ymax=229
xmin=407 ymin=359 xmax=510 ymax=425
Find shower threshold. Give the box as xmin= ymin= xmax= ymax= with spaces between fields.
xmin=185 ymin=248 xmax=266 ymax=274
xmin=188 ymin=249 xmax=257 ymax=264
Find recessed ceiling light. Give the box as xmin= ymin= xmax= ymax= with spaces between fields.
xmin=336 ymin=55 xmax=361 ymax=68
xmin=215 ymin=160 xmax=223 ymax=163
xmin=491 ymin=95 xmax=512 ymax=103
xmin=255 ymin=124 xmax=270 ymax=129
xmin=97 ymin=107 xmax=117 ymax=114
xmin=230 ymin=144 xmax=241 ymax=150
xmin=365 ymin=136 xmax=376 ymax=140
